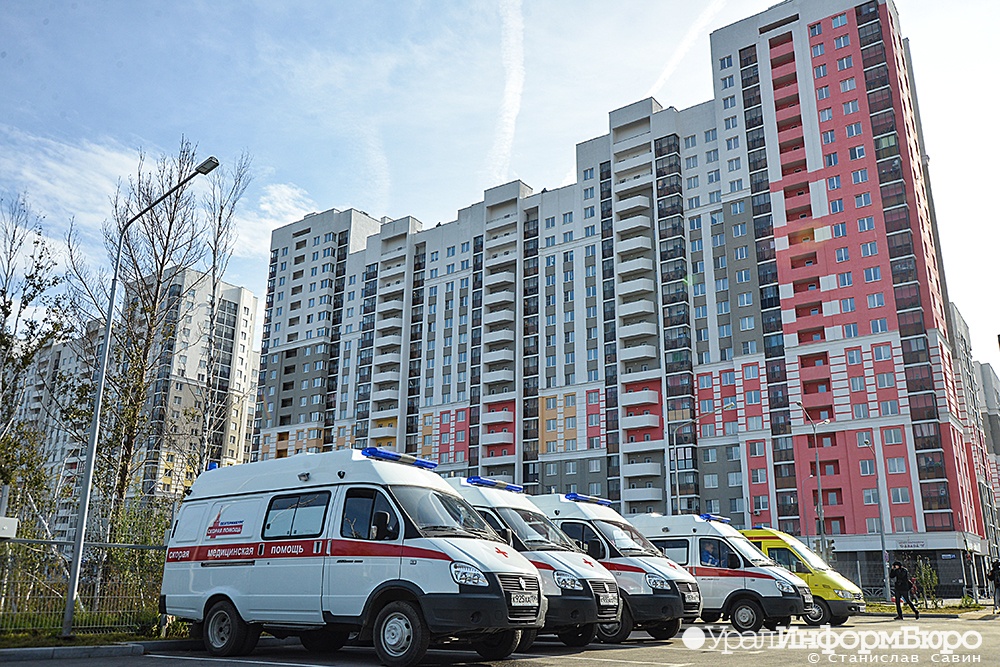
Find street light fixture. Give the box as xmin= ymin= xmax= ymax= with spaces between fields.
xmin=667 ymin=399 xmax=735 ymax=515
xmin=794 ymin=401 xmax=830 ymax=559
xmin=61 ymin=156 xmax=220 ymax=637
xmin=861 ymin=438 xmax=892 ymax=602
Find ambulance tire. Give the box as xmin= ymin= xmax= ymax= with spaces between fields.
xmin=829 ymin=616 xmax=849 ymax=627
xmin=300 ymin=628 xmax=350 ymax=653
xmin=596 ymin=605 xmax=634 ymax=643
xmin=472 ymin=629 xmax=521 ymax=661
xmin=558 ymin=623 xmax=597 ymax=647
xmin=372 ymin=601 xmax=430 ymax=667
xmin=700 ymin=612 xmax=721 ymax=624
xmin=803 ymin=599 xmax=831 ymax=626
xmin=240 ymin=625 xmax=262 ymax=655
xmin=515 ymin=628 xmax=538 ymax=652
xmin=762 ymin=618 xmax=778 ymax=632
xmin=729 ymin=600 xmax=764 ymax=633
xmin=203 ymin=600 xmax=252 ymax=657
xmin=645 ymin=618 xmax=681 ymax=640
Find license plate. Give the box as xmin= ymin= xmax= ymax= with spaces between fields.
xmin=510 ymin=592 xmax=538 ymax=607
xmin=684 ymin=591 xmax=701 ymax=603
xmin=803 ymin=595 xmax=814 ymax=606
xmin=598 ymin=593 xmax=618 ymax=607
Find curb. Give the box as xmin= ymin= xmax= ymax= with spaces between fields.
xmin=0 ymin=643 xmax=144 ymax=662
xmin=863 ymin=612 xmax=960 ymax=619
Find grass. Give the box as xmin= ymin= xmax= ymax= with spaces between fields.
xmin=864 ymin=601 xmax=983 ymax=614
xmin=0 ymin=632 xmax=163 ymax=649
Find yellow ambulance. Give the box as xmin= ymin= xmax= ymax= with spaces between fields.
xmin=742 ymin=527 xmax=864 ymax=626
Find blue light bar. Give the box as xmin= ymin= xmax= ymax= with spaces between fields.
xmin=362 ymin=447 xmax=438 ymax=470
xmin=466 ymin=476 xmax=524 ymax=493
xmin=565 ymin=492 xmax=612 ymax=507
xmin=699 ymin=513 xmax=731 ymax=523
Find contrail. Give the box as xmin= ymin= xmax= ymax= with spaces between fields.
xmin=646 ymin=0 xmax=728 ymax=100
xmin=486 ymin=0 xmax=524 ymax=185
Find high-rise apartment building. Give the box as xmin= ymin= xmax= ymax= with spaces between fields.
xmin=255 ymin=0 xmax=996 ymax=588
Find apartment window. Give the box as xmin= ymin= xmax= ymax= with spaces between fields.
xmin=850 ymin=145 xmax=866 ymax=160
xmin=871 ymin=316 xmax=889 ymax=333
xmin=718 ymin=324 xmax=732 ymax=337
xmin=746 ymin=390 xmax=761 ymax=404
xmin=563 ymin=212 xmax=573 ymax=224
xmin=850 ymin=376 xmax=865 ymax=392
xmin=840 ymin=78 xmax=856 ymax=93
xmin=858 ymin=216 xmax=875 ymax=231
xmin=886 ymin=457 xmax=906 ymax=474
xmin=712 ymin=233 xmax=726 ymax=247
xmin=846 ymin=123 xmax=864 ymax=138
xmin=832 ymin=13 xmax=848 ymax=28
xmin=868 ymin=293 xmax=885 ymax=308
xmin=827 ymin=175 xmax=841 ymax=190
xmin=890 ymin=487 xmax=910 ymax=504
xmin=841 ymin=297 xmax=855 ymax=312
xmin=838 ymin=272 xmax=853 ymax=287
xmin=719 ymin=54 xmax=733 ymax=69
xmin=723 ymin=95 xmax=736 ymax=109
xmin=847 ymin=349 xmax=862 ymax=365
xmin=725 ymin=116 xmax=738 ymax=130
xmin=545 ymin=217 xmax=556 ymax=228
xmin=819 ymin=108 xmax=834 ymax=123
xmin=686 ymin=156 xmax=699 ymax=169
xmin=811 ymin=43 xmax=825 ymax=57
xmin=838 ymin=55 xmax=853 ymax=71
xmin=830 ymin=199 xmax=844 ymax=214
xmin=822 ymin=130 xmax=836 ymax=144
xmin=855 ymin=192 xmax=872 ymax=207
xmin=583 ymin=167 xmax=594 ymax=180
xmin=563 ymin=231 xmax=574 ymax=242
xmin=726 ymin=136 xmax=740 ymax=150
xmin=884 ymin=428 xmax=903 ymax=445
xmin=739 ymin=316 xmax=755 ymax=331
xmin=817 ymin=86 xmax=830 ymax=100
xmin=814 ymin=64 xmax=827 ymax=79
xmin=873 ymin=344 xmax=892 ymax=361
xmin=706 ymin=129 xmax=718 ymax=142
xmin=853 ymin=403 xmax=869 ymax=419
xmin=863 ymin=489 xmax=878 ymax=505
xmin=880 ymin=399 xmax=899 ymax=415
xmin=843 ymin=100 xmax=859 ymax=114
xmin=728 ymin=472 xmax=743 ymax=487
xmin=715 ymin=278 xmax=729 ymax=292
xmin=835 ymin=247 xmax=850 ymax=262
xmin=687 ymin=176 xmax=700 ymax=189
xmin=733 ymin=223 xmax=747 ymax=237
xmin=722 ymin=75 xmax=734 ymax=89
xmin=843 ymin=323 xmax=858 ymax=338
xmin=860 ymin=460 xmax=875 ymax=476
xmin=684 ymin=135 xmax=697 ymax=149
xmin=704 ymin=474 xmax=719 ymax=489
xmin=833 ymin=222 xmax=847 ymax=237
xmin=834 ymin=34 xmax=851 ymax=49
xmin=861 ymin=241 xmax=878 ymax=257
xmin=734 ymin=245 xmax=748 ymax=260
xmin=731 ymin=201 xmax=745 ymax=215
xmin=703 ymin=448 xmax=717 ymax=463
xmin=852 ymin=168 xmax=869 ymax=184
xmin=736 ymin=269 xmax=751 ymax=283
xmin=809 ymin=22 xmax=822 ymax=36
xmin=864 ymin=266 xmax=882 ymax=282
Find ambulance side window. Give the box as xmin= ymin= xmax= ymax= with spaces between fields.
xmin=478 ymin=510 xmax=504 ymax=533
xmin=770 ymin=546 xmax=807 ymax=573
xmin=561 ymin=521 xmax=604 ymax=557
xmin=655 ymin=538 xmax=689 ymax=565
xmin=263 ymin=491 xmax=331 ymax=540
xmin=341 ymin=488 xmax=400 ymax=541
xmin=699 ymin=537 xmax=736 ymax=568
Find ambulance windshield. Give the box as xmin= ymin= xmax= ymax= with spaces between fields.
xmin=495 ymin=507 xmax=578 ymax=551
xmin=593 ymin=519 xmax=661 ymax=557
xmin=393 ymin=486 xmax=498 ymax=540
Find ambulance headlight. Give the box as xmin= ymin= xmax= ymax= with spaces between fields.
xmin=451 ymin=561 xmax=489 ymax=587
xmin=834 ymin=589 xmax=855 ymax=600
xmin=553 ymin=570 xmax=584 ymax=591
xmin=775 ymin=580 xmax=796 ymax=594
xmin=645 ymin=573 xmax=671 ymax=590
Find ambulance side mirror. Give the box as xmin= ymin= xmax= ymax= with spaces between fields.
xmin=372 ymin=511 xmax=391 ymax=541
xmin=500 ymin=528 xmax=514 ymax=546
xmin=587 ymin=539 xmax=605 ymax=560
xmin=727 ymin=553 xmax=742 ymax=569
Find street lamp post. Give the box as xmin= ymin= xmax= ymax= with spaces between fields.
xmin=794 ymin=401 xmax=830 ymax=559
xmin=61 ymin=156 xmax=220 ymax=638
xmin=861 ymin=438 xmax=892 ymax=602
xmin=667 ymin=400 xmax=733 ymax=516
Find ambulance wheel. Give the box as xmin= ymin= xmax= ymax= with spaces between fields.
xmin=596 ymin=605 xmax=633 ymax=643
xmin=515 ymin=628 xmax=538 ymax=652
xmin=373 ymin=601 xmax=430 ymax=667
xmin=729 ymin=600 xmax=764 ymax=633
xmin=829 ymin=616 xmax=849 ymax=627
xmin=558 ymin=623 xmax=597 ymax=647
xmin=763 ymin=618 xmax=778 ymax=632
xmin=645 ymin=618 xmax=681 ymax=640
xmin=803 ymin=599 xmax=831 ymax=626
xmin=240 ymin=624 xmax=262 ymax=655
xmin=777 ymin=616 xmax=792 ymax=628
xmin=472 ymin=629 xmax=521 ymax=660
xmin=204 ymin=600 xmax=252 ymax=657
xmin=301 ymin=628 xmax=350 ymax=653
xmin=700 ymin=611 xmax=721 ymax=624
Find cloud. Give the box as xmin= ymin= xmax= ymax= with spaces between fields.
xmin=231 ymin=183 xmax=317 ymax=260
xmin=485 ymin=0 xmax=525 ymax=185
xmin=645 ymin=0 xmax=728 ymax=100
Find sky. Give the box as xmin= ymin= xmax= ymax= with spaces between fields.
xmin=1 ymin=0 xmax=997 ymax=369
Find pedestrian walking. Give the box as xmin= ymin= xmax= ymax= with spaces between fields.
xmin=890 ymin=561 xmax=919 ymax=620
xmin=989 ymin=560 xmax=1000 ymax=615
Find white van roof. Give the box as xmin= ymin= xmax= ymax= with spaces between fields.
xmin=530 ymin=493 xmax=625 ymax=523
xmin=186 ymin=448 xmax=454 ymax=501
xmin=447 ymin=478 xmax=542 ymax=513
xmin=629 ymin=513 xmax=745 ymax=540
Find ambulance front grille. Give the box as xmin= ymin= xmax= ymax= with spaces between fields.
xmin=497 ymin=574 xmax=541 ymax=621
xmin=587 ymin=579 xmax=620 ymax=617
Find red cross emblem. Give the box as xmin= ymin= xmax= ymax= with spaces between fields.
xmin=495 ymin=547 xmax=509 ymax=557
xmin=583 ymin=558 xmax=594 ymax=567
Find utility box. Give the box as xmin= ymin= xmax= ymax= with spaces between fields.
xmin=0 ymin=516 xmax=17 ymax=540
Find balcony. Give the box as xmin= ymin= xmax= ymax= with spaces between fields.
xmin=381 ymin=245 xmax=408 ymax=261
xmin=622 ymin=486 xmax=664 ymax=503
xmin=614 ymin=151 xmax=652 ymax=172
xmin=380 ymin=261 xmax=406 ymax=279
xmin=620 ymin=389 xmax=660 ymax=407
xmin=485 ymin=251 xmax=518 ymax=268
xmin=617 ymin=236 xmax=653 ymax=256
xmin=769 ymin=39 xmax=795 ymax=61
xmin=372 ymin=388 xmax=400 ymax=402
xmin=485 ymin=231 xmax=518 ymax=251
xmin=617 ymin=278 xmax=656 ymax=297
xmin=483 ymin=348 xmax=515 ymax=364
xmin=619 ymin=301 xmax=654 ymax=318
xmin=771 ymin=59 xmax=797 ymax=80
xmin=618 ymin=257 xmax=654 ymax=276
xmin=614 ymin=171 xmax=654 ymax=195
xmin=374 ymin=349 xmax=402 ymax=364
xmin=378 ymin=316 xmax=404 ymax=330
xmin=380 ymin=280 xmax=405 ymax=297
xmin=484 ymin=289 xmax=515 ymax=306
xmin=619 ymin=321 xmax=658 ymax=339
xmin=378 ymin=297 xmax=404 ymax=314
xmin=618 ymin=195 xmax=651 ymax=215
xmin=483 ymin=369 xmax=515 ymax=384
xmin=616 ymin=215 xmax=651 ymax=236
xmin=482 ymin=431 xmax=515 ymax=446
xmin=483 ymin=454 xmax=517 ymax=468
xmin=484 ymin=328 xmax=516 ymax=342
xmin=619 ymin=344 xmax=657 ymax=361
xmin=622 ymin=414 xmax=661 ymax=430
xmin=620 ymin=367 xmax=663 ymax=382
xmin=775 ymin=104 xmax=801 ymax=124
xmin=482 ymin=410 xmax=515 ymax=425
xmin=486 ymin=213 xmax=518 ymax=230
xmin=372 ymin=369 xmax=401 ymax=384
xmin=376 ymin=334 xmax=403 ymax=348
xmin=370 ymin=407 xmax=401 ymax=420
xmin=369 ymin=425 xmax=399 ymax=439
xmin=484 ymin=308 xmax=515 ymax=325
xmin=480 ymin=471 xmax=515 ymax=483
xmin=485 ymin=271 xmax=516 ymax=287
xmin=621 ymin=440 xmax=667 ymax=454
xmin=622 ymin=462 xmax=663 ymax=478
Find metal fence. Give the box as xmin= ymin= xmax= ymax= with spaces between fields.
xmin=0 ymin=539 xmax=166 ymax=635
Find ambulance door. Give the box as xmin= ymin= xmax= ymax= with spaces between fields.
xmin=249 ymin=489 xmax=333 ymax=622
xmin=696 ymin=536 xmax=744 ymax=610
xmin=324 ymin=486 xmax=403 ymax=620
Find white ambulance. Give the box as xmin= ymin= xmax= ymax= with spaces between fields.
xmin=448 ymin=477 xmax=620 ymax=650
xmin=531 ymin=493 xmax=701 ymax=643
xmin=160 ymin=448 xmax=545 ymax=667
xmin=630 ymin=513 xmax=813 ymax=633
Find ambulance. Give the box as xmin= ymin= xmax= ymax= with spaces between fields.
xmin=631 ymin=513 xmax=813 ymax=633
xmin=160 ymin=448 xmax=545 ymax=667
xmin=531 ymin=493 xmax=701 ymax=643
xmin=448 ymin=477 xmax=620 ymax=650
xmin=742 ymin=526 xmax=864 ymax=626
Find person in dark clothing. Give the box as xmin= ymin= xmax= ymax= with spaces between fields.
xmin=890 ymin=561 xmax=919 ymax=620
xmin=989 ymin=560 xmax=1000 ymax=614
